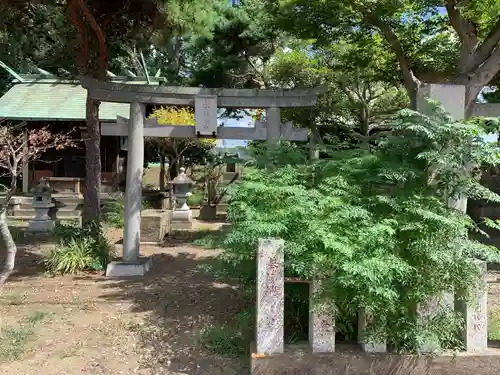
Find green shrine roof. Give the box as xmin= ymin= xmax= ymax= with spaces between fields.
xmin=0 ymin=75 xmax=161 ymax=122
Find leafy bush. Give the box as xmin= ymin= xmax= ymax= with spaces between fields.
xmin=102 ymin=197 xmax=125 ymax=228
xmin=213 ymin=107 xmax=500 ymax=353
xmin=44 ymin=221 xmax=115 ymax=274
xmin=102 ymin=195 xmax=156 ymax=228
xmin=187 ymin=190 xmax=205 ymax=207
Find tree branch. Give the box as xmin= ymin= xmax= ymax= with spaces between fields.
xmin=367 ymin=15 xmax=420 ymax=93
xmin=474 ymin=18 xmax=500 ymax=69
xmin=445 ymin=0 xmax=478 ymax=47
xmin=73 ymin=0 xmax=108 ymax=76
xmin=469 ymin=47 xmax=500 ymax=87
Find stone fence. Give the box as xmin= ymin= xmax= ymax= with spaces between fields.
xmin=255 ymin=239 xmax=488 ymax=356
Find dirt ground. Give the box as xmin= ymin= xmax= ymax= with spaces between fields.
xmin=2 ymin=219 xmax=500 ymax=375
xmin=0 ymin=219 xmax=247 ymax=375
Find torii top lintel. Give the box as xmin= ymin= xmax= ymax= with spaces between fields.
xmin=80 ymin=77 xmax=327 ymax=109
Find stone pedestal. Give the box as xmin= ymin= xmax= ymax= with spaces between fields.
xmin=169 ymin=167 xmax=194 ymax=230
xmin=199 ymin=204 xmax=217 ymax=220
xmin=456 ymin=260 xmax=488 ymax=352
xmin=358 ymin=309 xmax=387 ymax=353
xmin=256 ymin=238 xmax=284 ymax=355
xmin=106 ymin=256 xmax=152 ymax=278
xmin=417 ymin=292 xmax=454 ymax=353
xmin=309 ymin=280 xmax=336 ymax=353
xmin=140 ymin=210 xmax=169 ymax=244
xmin=27 ymin=180 xmax=55 ymax=233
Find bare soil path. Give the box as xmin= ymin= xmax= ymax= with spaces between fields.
xmin=0 ymin=220 xmax=247 ymax=375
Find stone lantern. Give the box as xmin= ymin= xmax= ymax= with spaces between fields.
xmin=168 ymin=167 xmax=194 ymax=229
xmin=27 ymin=179 xmax=55 ymax=232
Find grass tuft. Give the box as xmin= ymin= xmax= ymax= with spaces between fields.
xmin=0 ymin=311 xmax=50 ymax=361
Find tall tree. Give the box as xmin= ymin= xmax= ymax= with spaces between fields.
xmin=267 ymin=40 xmax=408 ymax=150
xmin=270 ymin=0 xmax=500 ymax=116
xmin=186 ymin=0 xmax=286 ymax=90
xmin=4 ymin=0 xmax=224 ymax=222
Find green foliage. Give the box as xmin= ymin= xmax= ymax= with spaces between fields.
xmin=269 ymin=0 xmax=500 ymax=95
xmin=44 ymin=221 xmax=114 ymax=275
xmin=201 ymin=309 xmax=253 ymax=357
xmin=187 ymin=191 xmax=205 ymax=207
xmin=0 ymin=310 xmax=49 ymax=361
xmin=214 ymin=106 xmax=500 ymax=353
xmin=489 ymin=310 xmax=500 ymax=340
xmin=102 ymin=198 xmax=125 ymax=228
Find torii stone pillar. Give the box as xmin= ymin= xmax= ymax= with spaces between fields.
xmin=106 ymin=102 xmax=151 ymax=277
xmin=123 ymin=102 xmax=145 ymax=261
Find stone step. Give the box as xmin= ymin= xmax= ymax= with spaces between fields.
xmin=12 ymin=209 xmax=81 ymax=218
xmin=7 ymin=216 xmax=81 ymax=225
xmin=18 ymin=204 xmax=81 ymax=211
xmin=53 ymin=210 xmax=82 ymax=218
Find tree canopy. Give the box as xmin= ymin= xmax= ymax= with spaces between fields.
xmin=268 ymin=0 xmax=500 ymax=114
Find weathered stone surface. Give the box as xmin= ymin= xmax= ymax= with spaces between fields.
xmin=256 ymin=238 xmax=284 ymax=355
xmin=251 ymin=343 xmax=500 ymax=375
xmin=106 ymin=256 xmax=152 ymax=278
xmin=456 ymin=260 xmax=488 ymax=352
xmin=357 ymin=309 xmax=386 ymax=353
xmin=417 ymin=292 xmax=454 ymax=353
xmin=140 ymin=210 xmax=169 ymax=243
xmin=309 ymin=280 xmax=335 ymax=353
xmin=123 ymin=101 xmax=145 ymax=263
xmin=170 ymin=209 xmax=193 ymax=231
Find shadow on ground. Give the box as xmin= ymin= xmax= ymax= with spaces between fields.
xmin=0 ymin=227 xmax=52 ymax=281
xmin=81 ymin=251 xmax=249 ymax=375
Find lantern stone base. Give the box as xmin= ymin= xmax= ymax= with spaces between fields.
xmin=27 ymin=219 xmax=55 ymax=233
xmin=105 ymin=256 xmax=152 ymax=278
xmin=170 ymin=209 xmax=193 ymax=230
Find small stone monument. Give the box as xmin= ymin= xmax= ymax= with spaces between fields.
xmin=169 ymin=167 xmax=194 ymax=230
xmin=27 ymin=179 xmax=55 ymax=233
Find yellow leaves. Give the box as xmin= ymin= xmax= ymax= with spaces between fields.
xmin=148 ymin=106 xmax=216 ymax=148
xmin=149 ymin=106 xmax=196 ymax=126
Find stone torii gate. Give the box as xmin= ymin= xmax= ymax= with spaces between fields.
xmin=81 ymin=77 xmax=326 ymax=277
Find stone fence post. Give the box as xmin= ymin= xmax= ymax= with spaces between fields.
xmin=255 ymin=238 xmax=488 ymax=355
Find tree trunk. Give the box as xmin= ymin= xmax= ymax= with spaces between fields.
xmin=159 ymin=155 xmax=166 ymax=191
xmin=207 ymin=181 xmax=217 ymax=205
xmin=0 ymin=210 xmax=17 ymax=285
xmin=83 ymin=93 xmax=102 ymax=223
xmin=169 ymin=159 xmax=178 ymax=180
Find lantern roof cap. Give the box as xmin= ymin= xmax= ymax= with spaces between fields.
xmin=169 ymin=167 xmax=193 ymax=185
xmin=30 ymin=179 xmax=54 ymax=194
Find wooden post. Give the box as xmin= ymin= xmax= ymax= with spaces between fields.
xmin=22 ymin=128 xmax=29 ymax=193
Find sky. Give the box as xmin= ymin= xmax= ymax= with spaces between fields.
xmin=215 ymin=5 xmax=500 ymax=147
xmin=217 ymin=112 xmax=252 ymax=148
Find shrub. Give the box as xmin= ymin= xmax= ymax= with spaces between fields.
xmin=187 ymin=190 xmax=204 ymax=207
xmin=102 ymin=197 xmax=125 ymax=228
xmin=212 ymin=107 xmax=500 ymax=353
xmin=44 ymin=221 xmax=114 ymax=274
xmin=102 ymin=195 xmax=156 ymax=228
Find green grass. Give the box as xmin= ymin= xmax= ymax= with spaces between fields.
xmin=0 ymin=311 xmax=51 ymax=361
xmin=0 ymin=291 xmax=26 ymax=305
xmin=200 ymin=310 xmax=253 ymax=357
xmin=489 ymin=310 xmax=500 ymax=340
xmin=200 ymin=325 xmax=248 ymax=357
